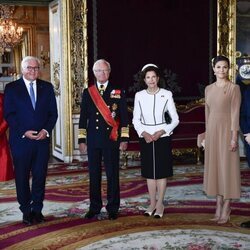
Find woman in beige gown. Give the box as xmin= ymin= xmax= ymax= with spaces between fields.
xmin=204 ymin=55 xmax=241 ymax=224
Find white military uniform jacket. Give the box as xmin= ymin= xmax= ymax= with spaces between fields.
xmin=132 ymin=88 xmax=179 ymax=137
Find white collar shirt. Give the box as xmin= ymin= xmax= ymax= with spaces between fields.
xmin=97 ymin=81 xmax=108 ymax=90
xmin=23 ymin=77 xmax=37 ymax=101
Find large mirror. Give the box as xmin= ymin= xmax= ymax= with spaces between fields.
xmin=236 ymin=1 xmax=250 ymax=58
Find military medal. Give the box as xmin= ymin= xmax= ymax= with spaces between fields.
xmin=111 ymin=103 xmax=117 ymax=118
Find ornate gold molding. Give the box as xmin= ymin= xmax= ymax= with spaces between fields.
xmin=217 ymin=0 xmax=236 ymax=80
xmin=70 ymin=0 xmax=88 ymax=113
xmin=52 ymin=62 xmax=60 ymax=96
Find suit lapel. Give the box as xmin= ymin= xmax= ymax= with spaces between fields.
xmin=35 ymin=79 xmax=43 ymax=110
xmin=18 ymin=78 xmax=34 ymax=109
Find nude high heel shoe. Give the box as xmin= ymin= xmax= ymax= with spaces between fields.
xmin=210 ymin=216 xmax=221 ymax=222
xmin=210 ymin=196 xmax=223 ymax=222
xmin=209 ymin=207 xmax=222 ymax=222
xmin=217 ymin=209 xmax=231 ymax=224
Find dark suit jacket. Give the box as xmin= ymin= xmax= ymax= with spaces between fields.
xmin=78 ymin=83 xmax=129 ymax=148
xmin=240 ymin=85 xmax=250 ymax=134
xmin=3 ymin=77 xmax=58 ymax=152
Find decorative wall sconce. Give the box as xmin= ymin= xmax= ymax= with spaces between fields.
xmin=40 ymin=45 xmax=50 ymax=68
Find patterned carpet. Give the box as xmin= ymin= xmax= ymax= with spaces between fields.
xmin=0 ymin=160 xmax=250 ymax=249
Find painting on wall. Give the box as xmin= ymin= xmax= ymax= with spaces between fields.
xmin=2 ymin=52 xmax=11 ymax=64
xmin=1 ymin=67 xmax=9 ymax=76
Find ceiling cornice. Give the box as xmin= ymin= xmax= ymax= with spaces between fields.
xmin=0 ymin=0 xmax=52 ymax=6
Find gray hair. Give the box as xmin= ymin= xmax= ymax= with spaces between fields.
xmin=92 ymin=59 xmax=111 ymax=72
xmin=21 ymin=56 xmax=41 ymax=70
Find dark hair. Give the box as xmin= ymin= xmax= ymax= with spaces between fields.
xmin=212 ymin=55 xmax=230 ymax=68
xmin=138 ymin=66 xmax=165 ymax=89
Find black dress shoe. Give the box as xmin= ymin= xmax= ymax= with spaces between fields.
xmin=240 ymin=220 xmax=250 ymax=228
xmin=32 ymin=211 xmax=45 ymax=223
xmin=108 ymin=212 xmax=118 ymax=220
xmin=23 ymin=213 xmax=33 ymax=226
xmin=84 ymin=210 xmax=98 ymax=219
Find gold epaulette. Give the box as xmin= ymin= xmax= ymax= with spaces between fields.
xmin=121 ymin=126 xmax=129 ymax=138
xmin=78 ymin=128 xmax=87 ymax=139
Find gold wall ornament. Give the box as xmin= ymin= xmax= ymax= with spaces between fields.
xmin=52 ymin=62 xmax=60 ymax=96
xmin=217 ymin=0 xmax=236 ymax=81
xmin=70 ymin=0 xmax=88 ymax=113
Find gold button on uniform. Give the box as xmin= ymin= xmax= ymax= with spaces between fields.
xmin=96 ymin=126 xmax=99 ymax=129
xmin=96 ymin=119 xmax=99 ymax=122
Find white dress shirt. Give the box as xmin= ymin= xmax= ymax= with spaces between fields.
xmin=23 ymin=77 xmax=37 ymax=101
xmin=97 ymin=81 xmax=108 ymax=90
xmin=132 ymin=88 xmax=179 ymax=137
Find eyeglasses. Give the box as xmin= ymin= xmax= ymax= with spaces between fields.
xmin=26 ymin=66 xmax=40 ymax=72
xmin=94 ymin=69 xmax=110 ymax=73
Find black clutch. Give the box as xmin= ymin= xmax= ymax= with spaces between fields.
xmin=165 ymin=110 xmax=172 ymax=124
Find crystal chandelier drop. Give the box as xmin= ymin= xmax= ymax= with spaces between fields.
xmin=0 ymin=5 xmax=23 ymax=55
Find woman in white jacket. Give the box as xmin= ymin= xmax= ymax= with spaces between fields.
xmin=132 ymin=64 xmax=179 ymax=218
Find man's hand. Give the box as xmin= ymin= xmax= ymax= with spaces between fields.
xmin=36 ymin=129 xmax=48 ymax=140
xmin=244 ymin=133 xmax=250 ymax=145
xmin=79 ymin=143 xmax=87 ymax=154
xmin=119 ymin=142 xmax=128 ymax=151
xmin=24 ymin=130 xmax=39 ymax=140
xmin=24 ymin=129 xmax=48 ymax=140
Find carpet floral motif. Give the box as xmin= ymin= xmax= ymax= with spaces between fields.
xmin=79 ymin=229 xmax=250 ymax=250
xmin=0 ymin=161 xmax=249 ymax=249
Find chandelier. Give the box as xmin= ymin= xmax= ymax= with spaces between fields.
xmin=0 ymin=5 xmax=23 ymax=55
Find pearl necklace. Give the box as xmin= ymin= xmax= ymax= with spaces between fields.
xmin=146 ymin=87 xmax=159 ymax=95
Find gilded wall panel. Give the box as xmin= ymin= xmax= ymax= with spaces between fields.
xmin=70 ymin=0 xmax=88 ymax=114
xmin=217 ymin=0 xmax=236 ymax=80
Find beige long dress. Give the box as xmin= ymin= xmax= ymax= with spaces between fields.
xmin=204 ymin=82 xmax=241 ymax=199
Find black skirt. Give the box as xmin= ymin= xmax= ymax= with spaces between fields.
xmin=139 ymin=136 xmax=173 ymax=179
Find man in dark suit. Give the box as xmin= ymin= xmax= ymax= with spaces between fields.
xmin=4 ymin=56 xmax=58 ymax=225
xmin=240 ymin=84 xmax=250 ymax=168
xmin=239 ymin=83 xmax=250 ymax=228
xmin=78 ymin=59 xmax=129 ymax=220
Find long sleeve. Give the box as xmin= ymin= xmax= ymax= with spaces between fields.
xmin=132 ymin=92 xmax=144 ymax=137
xmin=118 ymin=89 xmax=129 ymax=142
xmin=133 ymin=89 xmax=179 ymax=137
xmin=42 ymin=84 xmax=58 ymax=135
xmin=78 ymin=89 xmax=89 ymax=144
xmin=231 ymin=84 xmax=241 ymax=132
xmin=205 ymin=86 xmax=209 ymax=130
xmin=3 ymin=84 xmax=21 ymax=135
xmin=164 ymin=91 xmax=179 ymax=134
xmin=240 ymin=88 xmax=250 ymax=134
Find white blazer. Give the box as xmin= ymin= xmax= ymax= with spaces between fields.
xmin=132 ymin=88 xmax=179 ymax=137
